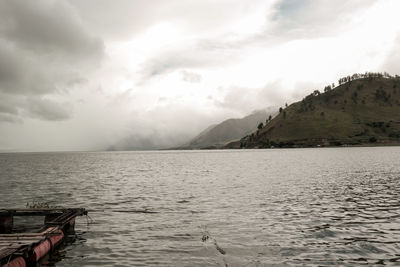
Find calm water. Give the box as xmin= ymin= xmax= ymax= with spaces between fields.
xmin=1 ymin=147 xmax=400 ymax=266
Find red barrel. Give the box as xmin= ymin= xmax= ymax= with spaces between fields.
xmin=1 ymin=256 xmax=26 ymax=267
xmin=27 ymin=240 xmax=51 ymax=262
xmin=49 ymin=230 xmax=64 ymax=248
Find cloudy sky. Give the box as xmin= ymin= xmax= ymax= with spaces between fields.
xmin=1 ymin=0 xmax=400 ymax=151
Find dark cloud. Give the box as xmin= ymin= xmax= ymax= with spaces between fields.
xmin=25 ymin=98 xmax=71 ymax=121
xmin=0 ymin=43 xmax=54 ymax=95
xmin=0 ymin=44 xmax=23 ymax=89
xmin=0 ymin=0 xmax=104 ymax=122
xmin=0 ymin=113 xmax=21 ymax=123
xmin=0 ymin=1 xmax=103 ymax=59
xmin=137 ymin=42 xmax=236 ymax=84
xmin=0 ymin=94 xmax=22 ymax=123
xmin=0 ymin=96 xmax=19 ymax=115
xmin=138 ymin=48 xmax=200 ymax=82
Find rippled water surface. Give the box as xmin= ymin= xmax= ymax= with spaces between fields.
xmin=1 ymin=147 xmax=400 ymax=266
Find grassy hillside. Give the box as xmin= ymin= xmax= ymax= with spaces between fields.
xmin=235 ymin=73 xmax=400 ymax=148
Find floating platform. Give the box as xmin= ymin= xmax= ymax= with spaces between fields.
xmin=0 ymin=208 xmax=87 ymax=267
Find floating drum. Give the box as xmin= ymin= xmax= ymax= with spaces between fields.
xmin=28 ymin=240 xmax=51 ymax=263
xmin=1 ymin=257 xmax=26 ymax=267
xmin=49 ymin=230 xmax=64 ymax=248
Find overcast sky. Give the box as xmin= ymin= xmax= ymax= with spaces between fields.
xmin=1 ymin=0 xmax=400 ymax=151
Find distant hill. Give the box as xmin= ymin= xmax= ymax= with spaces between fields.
xmin=180 ymin=108 xmax=276 ymax=149
xmin=228 ymin=73 xmax=400 ymax=148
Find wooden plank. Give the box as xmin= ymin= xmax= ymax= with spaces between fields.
xmin=3 ymin=241 xmax=41 ymax=245
xmin=0 ymin=248 xmax=18 ymax=259
xmin=0 ymin=242 xmax=34 ymax=245
xmin=0 ymin=239 xmax=39 ymax=260
xmin=0 ymin=245 xmax=33 ymax=249
xmin=0 ymin=239 xmax=40 ymax=247
xmin=0 ymin=238 xmax=42 ymax=241
xmin=0 ymin=243 xmax=36 ymax=247
xmin=0 ymin=238 xmax=44 ymax=240
xmin=0 ymin=247 xmax=34 ymax=251
xmin=0 ymin=208 xmax=86 ymax=217
xmin=0 ymin=232 xmax=54 ymax=237
xmin=0 ymin=238 xmax=44 ymax=242
xmin=0 ymin=233 xmax=43 ymax=237
xmin=0 ymin=240 xmax=42 ymax=244
xmin=0 ymin=234 xmax=51 ymax=238
xmin=0 ymin=244 xmax=39 ymax=247
xmin=0 ymin=208 xmax=80 ymax=212
xmin=0 ymin=211 xmax=63 ymax=216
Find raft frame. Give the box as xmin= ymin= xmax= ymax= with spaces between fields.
xmin=0 ymin=208 xmax=87 ymax=266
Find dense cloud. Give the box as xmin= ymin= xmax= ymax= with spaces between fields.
xmin=68 ymin=0 xmax=271 ymax=40
xmin=0 ymin=0 xmax=104 ymax=122
xmin=1 ymin=0 xmax=400 ymax=151
xmin=136 ymin=0 xmax=381 ymax=86
xmin=25 ymin=98 xmax=71 ymax=121
xmin=138 ymin=43 xmax=236 ymax=84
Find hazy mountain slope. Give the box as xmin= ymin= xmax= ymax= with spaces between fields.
xmin=234 ymin=74 xmax=400 ymax=148
xmin=182 ymin=109 xmax=274 ymax=149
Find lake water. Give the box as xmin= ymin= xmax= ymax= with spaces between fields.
xmin=0 ymin=147 xmax=400 ymax=266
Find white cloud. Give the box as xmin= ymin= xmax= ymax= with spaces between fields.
xmin=0 ymin=0 xmax=104 ymax=123
xmin=1 ymin=0 xmax=400 ymax=151
xmin=181 ymin=70 xmax=202 ymax=83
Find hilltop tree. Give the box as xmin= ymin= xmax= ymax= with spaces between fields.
xmin=324 ymin=85 xmax=332 ymax=93
xmin=257 ymin=122 xmax=263 ymax=130
xmin=313 ymin=90 xmax=321 ymax=96
xmin=266 ymin=115 xmax=272 ymax=124
xmin=279 ymin=107 xmax=283 ymax=113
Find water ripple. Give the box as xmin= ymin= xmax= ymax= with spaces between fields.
xmin=1 ymin=147 xmax=400 ymax=266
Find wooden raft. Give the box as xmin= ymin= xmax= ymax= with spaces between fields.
xmin=0 ymin=208 xmax=87 ymax=265
xmin=0 ymin=231 xmax=51 ymax=263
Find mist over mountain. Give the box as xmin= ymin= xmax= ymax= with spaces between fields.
xmin=180 ymin=108 xmax=276 ymax=149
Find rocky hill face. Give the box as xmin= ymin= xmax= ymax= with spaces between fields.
xmin=181 ymin=109 xmax=275 ymax=149
xmin=233 ymin=73 xmax=400 ymax=148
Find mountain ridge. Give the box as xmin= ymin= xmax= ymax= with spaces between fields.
xmin=179 ymin=108 xmax=276 ymax=149
xmin=226 ymin=73 xmax=400 ymax=148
